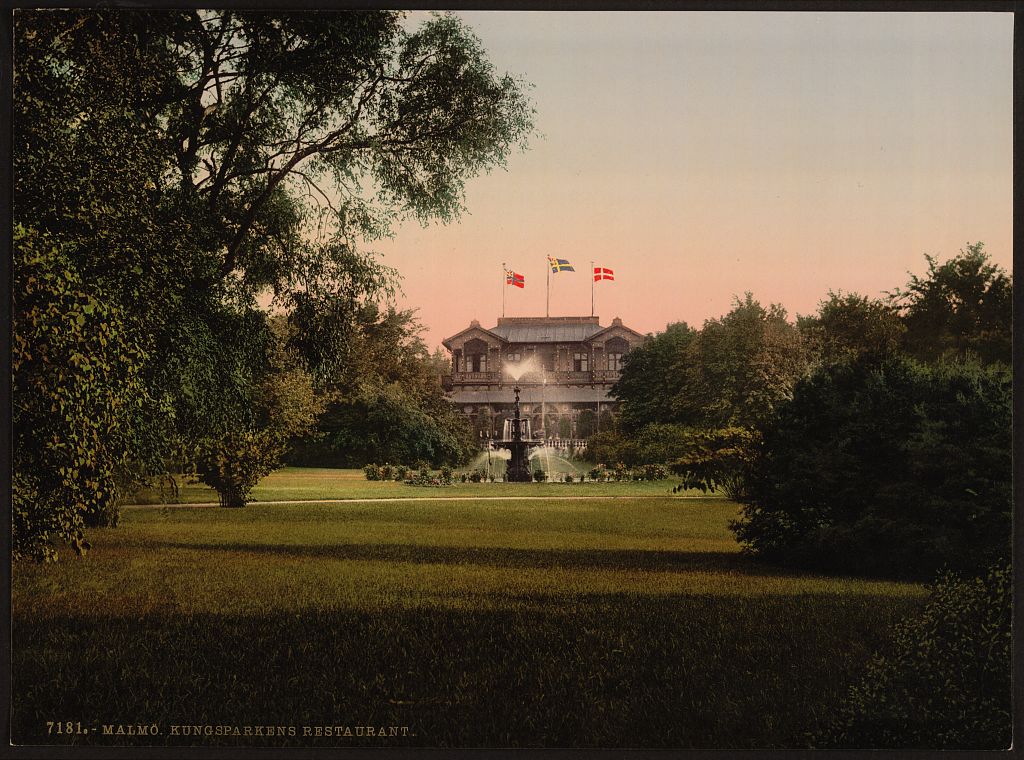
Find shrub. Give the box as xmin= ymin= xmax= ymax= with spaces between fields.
xmin=564 ymin=473 xmax=574 ymax=483
xmin=379 ymin=463 xmax=394 ymax=481
xmin=468 ymin=470 xmax=482 ymax=483
xmin=817 ymin=562 xmax=1010 ymax=749
xmin=733 ymin=356 xmax=1010 ymax=578
xmin=440 ymin=464 xmax=454 ymax=484
xmin=532 ymin=468 xmax=547 ymax=482
xmin=197 ymin=430 xmax=282 ymax=508
xmin=613 ymin=462 xmax=628 ymax=481
xmin=395 ymin=464 xmax=408 ymax=481
xmin=363 ymin=463 xmax=381 ymax=481
xmin=642 ymin=463 xmax=667 ymax=481
xmin=669 ymin=426 xmax=759 ymax=500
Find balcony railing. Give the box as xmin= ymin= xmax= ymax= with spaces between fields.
xmin=451 ymin=371 xmax=502 ymax=384
xmin=450 ymin=369 xmax=620 ymax=386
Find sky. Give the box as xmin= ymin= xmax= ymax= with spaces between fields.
xmin=372 ymin=11 xmax=1013 ymax=349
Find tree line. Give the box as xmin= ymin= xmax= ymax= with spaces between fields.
xmin=594 ymin=244 xmax=1011 ymax=579
xmin=13 ymin=9 xmax=533 ymax=559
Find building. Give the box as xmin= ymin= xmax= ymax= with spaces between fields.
xmin=442 ymin=315 xmax=647 ymax=440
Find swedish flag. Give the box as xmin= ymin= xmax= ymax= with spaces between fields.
xmin=548 ymin=256 xmax=575 ymax=273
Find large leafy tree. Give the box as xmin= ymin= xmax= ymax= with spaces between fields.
xmin=611 ymin=322 xmax=695 ymax=434
xmin=889 ymin=243 xmax=1011 ymax=366
xmin=676 ymin=294 xmax=809 ymax=430
xmin=798 ymin=291 xmax=905 ymax=368
xmin=732 ymin=355 xmax=1011 ymax=579
xmin=14 ymin=9 xmax=532 ymax=554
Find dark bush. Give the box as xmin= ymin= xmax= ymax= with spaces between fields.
xmin=532 ymin=468 xmax=547 ymax=482
xmin=197 ymin=430 xmax=282 ymax=508
xmin=816 ymin=562 xmax=1010 ymax=749
xmin=363 ymin=463 xmax=381 ymax=481
xmin=733 ymin=356 xmax=1010 ymax=578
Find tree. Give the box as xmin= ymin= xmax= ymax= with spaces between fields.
xmin=611 ymin=322 xmax=695 ymax=433
xmin=732 ymin=355 xmax=1011 ymax=579
xmin=798 ymin=291 xmax=904 ymax=367
xmin=14 ymin=10 xmax=532 ymax=548
xmin=676 ymin=294 xmax=809 ymax=429
xmin=889 ymin=243 xmax=1011 ymax=366
xmin=297 ymin=305 xmax=474 ymax=467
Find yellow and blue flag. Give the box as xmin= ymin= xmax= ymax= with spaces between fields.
xmin=548 ymin=256 xmax=575 ymax=273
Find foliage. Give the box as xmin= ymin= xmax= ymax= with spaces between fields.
xmin=12 ymin=226 xmax=157 ymax=559
xmin=532 ymin=468 xmax=548 ymax=482
xmin=363 ymin=463 xmax=382 ymax=481
xmin=798 ymin=291 xmax=904 ymax=367
xmin=889 ymin=243 xmax=1011 ymax=366
xmin=817 ymin=562 xmax=1010 ymax=749
xmin=14 ymin=9 xmax=531 ymax=553
xmin=640 ymin=464 xmax=668 ymax=481
xmin=613 ymin=322 xmax=696 ymax=434
xmin=586 ymin=429 xmax=630 ymax=467
xmin=670 ymin=427 xmax=760 ymax=501
xmin=196 ymin=430 xmax=283 ymax=508
xmin=302 ymin=306 xmax=475 ymax=467
xmin=677 ymin=294 xmax=809 ymax=429
xmin=732 ymin=355 xmax=1011 ymax=578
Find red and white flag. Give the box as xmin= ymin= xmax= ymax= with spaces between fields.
xmin=593 ymin=266 xmax=615 ymax=282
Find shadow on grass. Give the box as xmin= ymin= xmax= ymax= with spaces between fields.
xmin=142 ymin=540 xmax=804 ymax=577
xmin=12 ymin=592 xmax=929 ymax=749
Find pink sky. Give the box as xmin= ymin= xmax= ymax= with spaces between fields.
xmin=373 ymin=11 xmax=1013 ymax=349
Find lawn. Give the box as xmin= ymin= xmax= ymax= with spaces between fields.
xmin=127 ymin=466 xmax=683 ymax=504
xmin=12 ymin=482 xmax=927 ymax=748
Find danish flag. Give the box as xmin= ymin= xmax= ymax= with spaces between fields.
xmin=593 ymin=266 xmax=615 ymax=282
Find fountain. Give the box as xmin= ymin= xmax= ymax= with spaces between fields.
xmin=494 ymin=359 xmax=542 ymax=481
xmin=495 ymin=384 xmax=539 ymax=481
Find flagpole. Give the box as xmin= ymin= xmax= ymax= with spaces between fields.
xmin=590 ymin=260 xmax=594 ymax=317
xmin=546 ymin=256 xmax=550 ymax=318
xmin=502 ymin=262 xmax=506 ymax=318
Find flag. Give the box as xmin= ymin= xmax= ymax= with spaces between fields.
xmin=548 ymin=256 xmax=575 ymax=273
xmin=505 ymin=269 xmax=525 ymax=288
xmin=593 ymin=266 xmax=615 ymax=282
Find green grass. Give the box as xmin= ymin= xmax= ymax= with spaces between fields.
xmin=12 ymin=491 xmax=926 ymax=748
xmin=127 ymin=466 xmax=683 ymax=504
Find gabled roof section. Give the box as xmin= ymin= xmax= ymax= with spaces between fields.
xmin=589 ymin=316 xmax=648 ymax=342
xmin=441 ymin=319 xmax=505 ymax=350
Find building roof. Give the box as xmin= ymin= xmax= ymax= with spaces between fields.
xmin=489 ymin=322 xmax=604 ymax=343
xmin=486 ymin=316 xmax=604 ymax=344
xmin=442 ymin=315 xmax=646 ymax=349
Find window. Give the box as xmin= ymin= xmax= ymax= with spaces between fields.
xmin=607 ymin=353 xmax=622 ymax=372
xmin=573 ymin=352 xmax=589 ymax=372
xmin=506 ymin=352 xmax=521 ymax=363
xmin=465 ymin=338 xmax=487 ymax=374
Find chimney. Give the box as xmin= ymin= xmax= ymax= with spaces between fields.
xmin=611 ymin=317 xmax=623 ymax=327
